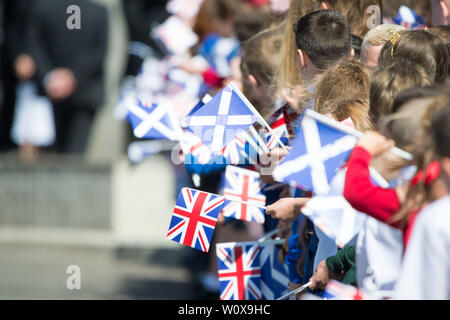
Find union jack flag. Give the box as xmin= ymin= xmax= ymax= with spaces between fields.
xmin=222 ymin=166 xmax=266 ymax=224
xmin=322 ymin=280 xmax=372 ymax=300
xmin=260 ymin=243 xmax=290 ymax=300
xmin=265 ymin=111 xmax=289 ymax=150
xmin=167 ymin=188 xmax=225 ymax=252
xmin=179 ymin=130 xmax=212 ymax=165
xmin=217 ymin=242 xmax=262 ymax=300
xmin=221 ymin=131 xmax=253 ymax=165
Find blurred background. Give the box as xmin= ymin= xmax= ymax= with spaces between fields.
xmin=0 ymin=0 xmax=195 ymax=300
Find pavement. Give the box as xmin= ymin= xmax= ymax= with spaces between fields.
xmin=0 ymin=243 xmax=202 ymax=300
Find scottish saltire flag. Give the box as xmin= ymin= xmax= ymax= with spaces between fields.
xmin=179 ymin=130 xmax=212 ymax=165
xmin=126 ymin=97 xmax=181 ymax=140
xmin=222 ymin=166 xmax=266 ymax=224
xmin=260 ymin=242 xmax=290 ymax=300
xmin=302 ymin=169 xmax=366 ymax=248
xmin=181 ymin=94 xmax=213 ymax=128
xmin=185 ymin=84 xmax=259 ymax=155
xmin=216 ymin=242 xmax=262 ymax=300
xmin=265 ymin=111 xmax=289 ymax=150
xmin=167 ymin=188 xmax=225 ymax=252
xmin=272 ymin=109 xmax=357 ymax=195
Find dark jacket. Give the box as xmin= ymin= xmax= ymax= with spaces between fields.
xmin=27 ymin=0 xmax=108 ymax=110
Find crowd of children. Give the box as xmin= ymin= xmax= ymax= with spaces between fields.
xmin=125 ymin=0 xmax=450 ymax=300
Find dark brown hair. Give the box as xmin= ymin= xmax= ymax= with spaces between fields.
xmin=326 ymin=0 xmax=384 ymax=38
xmin=294 ymin=10 xmax=352 ymax=70
xmin=432 ymin=92 xmax=450 ymax=158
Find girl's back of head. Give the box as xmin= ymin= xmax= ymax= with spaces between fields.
xmin=241 ymin=25 xmax=284 ymax=118
xmin=379 ymin=29 xmax=449 ymax=84
xmin=380 ymin=86 xmax=450 ymax=227
xmin=369 ymin=58 xmax=433 ymax=124
xmin=315 ymin=60 xmax=370 ymax=112
xmin=275 ymin=0 xmax=324 ymax=94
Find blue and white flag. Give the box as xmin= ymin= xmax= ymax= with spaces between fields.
xmin=272 ymin=109 xmax=357 ymax=195
xmin=384 ymin=5 xmax=426 ymax=30
xmin=260 ymin=242 xmax=290 ymax=300
xmin=126 ymin=97 xmax=181 ymax=141
xmin=181 ymin=94 xmax=213 ymax=128
xmin=185 ymin=84 xmax=259 ymax=155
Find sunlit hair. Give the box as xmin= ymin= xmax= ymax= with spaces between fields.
xmin=379 ymin=86 xmax=450 ymax=228
xmin=370 ymin=58 xmax=433 ymax=124
xmin=315 ymin=60 xmax=370 ymax=112
xmin=241 ymin=25 xmax=284 ymax=119
xmin=379 ymin=30 xmax=449 ymax=84
xmin=274 ymin=0 xmax=323 ymax=96
xmin=361 ymin=24 xmax=407 ymax=64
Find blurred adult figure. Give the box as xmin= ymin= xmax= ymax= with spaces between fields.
xmin=0 ymin=0 xmax=34 ymax=152
xmin=27 ymin=0 xmax=108 ymax=154
xmin=122 ymin=0 xmax=170 ymax=77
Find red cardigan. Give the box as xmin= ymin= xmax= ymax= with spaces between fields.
xmin=343 ymin=146 xmax=419 ymax=248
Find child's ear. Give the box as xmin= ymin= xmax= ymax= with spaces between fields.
xmin=248 ymin=74 xmax=258 ymax=86
xmin=320 ymin=2 xmax=330 ymax=10
xmin=350 ymin=48 xmax=355 ymax=59
xmin=297 ymin=49 xmax=306 ymax=70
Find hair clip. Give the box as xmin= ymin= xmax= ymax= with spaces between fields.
xmin=387 ymin=29 xmax=401 ymax=58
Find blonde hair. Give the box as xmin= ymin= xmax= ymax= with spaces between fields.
xmin=274 ymin=0 xmax=323 ymax=95
xmin=329 ymin=99 xmax=373 ymax=131
xmin=315 ymin=60 xmax=370 ymax=110
xmin=241 ymin=25 xmax=284 ymax=118
xmin=361 ymin=24 xmax=407 ymax=63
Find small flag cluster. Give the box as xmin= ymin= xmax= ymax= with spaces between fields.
xmin=123 ymin=82 xmax=392 ymax=301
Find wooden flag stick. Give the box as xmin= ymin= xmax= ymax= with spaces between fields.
xmin=228 ymin=82 xmax=288 ymax=152
xmin=277 ymin=281 xmax=313 ymax=300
